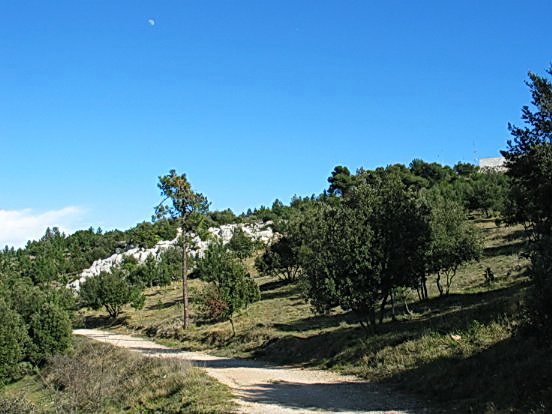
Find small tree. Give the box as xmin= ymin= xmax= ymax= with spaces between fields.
xmin=424 ymin=193 xmax=482 ymax=296
xmin=227 ymin=228 xmax=259 ymax=260
xmin=27 ymin=302 xmax=72 ymax=364
xmin=255 ymin=213 xmax=305 ymax=281
xmin=195 ymin=242 xmax=260 ymax=335
xmin=154 ymin=170 xmax=209 ymax=329
xmin=79 ymin=270 xmax=144 ymax=318
xmin=465 ymin=170 xmax=509 ymax=216
xmin=255 ymin=236 xmax=301 ymax=281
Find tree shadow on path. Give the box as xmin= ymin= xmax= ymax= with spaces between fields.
xmin=238 ymin=381 xmax=429 ymax=413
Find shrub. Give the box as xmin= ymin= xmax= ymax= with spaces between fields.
xmin=27 ymin=302 xmax=72 ymax=364
xmin=0 ymin=300 xmax=29 ymax=385
xmin=227 ymin=228 xmax=259 ymax=259
xmin=255 ymin=236 xmax=301 ymax=281
xmin=199 ymin=284 xmax=229 ymax=322
xmin=79 ymin=270 xmax=145 ymax=318
xmin=196 ymin=242 xmax=260 ymax=334
xmin=0 ymin=395 xmax=38 ymax=414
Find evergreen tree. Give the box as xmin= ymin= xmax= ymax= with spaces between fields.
xmin=154 ymin=170 xmax=209 ymax=328
xmin=502 ymin=65 xmax=552 ymax=338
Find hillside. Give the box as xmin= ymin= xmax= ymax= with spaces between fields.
xmin=80 ymin=217 xmax=551 ymax=413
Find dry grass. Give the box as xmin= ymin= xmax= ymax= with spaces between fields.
xmin=1 ymin=337 xmax=236 ymax=414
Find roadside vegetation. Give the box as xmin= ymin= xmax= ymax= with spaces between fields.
xmin=0 ymin=337 xmax=236 ymax=414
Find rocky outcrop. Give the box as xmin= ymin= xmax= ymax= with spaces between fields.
xmin=68 ymin=222 xmax=274 ymax=290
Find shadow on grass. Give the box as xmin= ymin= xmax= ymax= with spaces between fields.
xmin=274 ymin=312 xmax=360 ymax=332
xmin=504 ymin=228 xmax=529 ymax=242
xmin=261 ymin=289 xmax=300 ymax=301
xmin=384 ymin=334 xmax=552 ymax=413
xmin=259 ymin=279 xmax=299 ymax=300
xmin=146 ymin=298 xmax=182 ymax=310
xmin=484 ymin=239 xmax=527 ymax=257
xmin=259 ymin=283 xmax=529 ymax=367
xmin=256 ymin=283 xmax=542 ymax=412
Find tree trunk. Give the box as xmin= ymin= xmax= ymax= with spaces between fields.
xmin=379 ymin=291 xmax=389 ymax=324
xmin=356 ymin=309 xmax=375 ymax=336
xmin=416 ymin=285 xmax=423 ymax=301
xmin=369 ymin=308 xmax=377 ymax=333
xmin=404 ymin=295 xmax=414 ymax=316
xmin=182 ymin=237 xmax=189 ymax=329
xmin=229 ymin=318 xmax=236 ymax=337
xmin=423 ymin=277 xmax=429 ymax=300
xmin=436 ymin=273 xmax=444 ymax=296
xmin=391 ymin=289 xmax=396 ymax=321
xmin=445 ymin=269 xmax=457 ymax=296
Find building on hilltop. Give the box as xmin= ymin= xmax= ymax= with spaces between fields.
xmin=479 ymin=157 xmax=506 ymax=171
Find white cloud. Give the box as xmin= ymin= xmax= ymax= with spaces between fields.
xmin=0 ymin=206 xmax=86 ymax=249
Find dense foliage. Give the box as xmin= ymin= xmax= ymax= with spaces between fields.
xmin=226 ymin=228 xmax=260 ymax=259
xmin=423 ymin=192 xmax=482 ymax=296
xmin=0 ymin=219 xmax=179 ymax=287
xmin=0 ymin=300 xmax=29 ymax=384
xmin=502 ymin=65 xmax=552 ymax=339
xmin=79 ymin=269 xmax=145 ymax=318
xmin=297 ymin=175 xmax=431 ymax=330
xmin=255 ymin=216 xmax=305 ymax=282
xmin=0 ymin=262 xmax=75 ymax=384
xmin=195 ymin=242 xmax=260 ymax=334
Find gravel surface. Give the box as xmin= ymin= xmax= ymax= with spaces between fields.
xmin=74 ymin=329 xmax=429 ymax=414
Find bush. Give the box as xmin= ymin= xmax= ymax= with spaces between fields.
xmin=0 ymin=300 xmax=29 ymax=385
xmin=27 ymin=303 xmax=72 ymax=364
xmin=79 ymin=270 xmax=145 ymax=318
xmin=255 ymin=236 xmax=301 ymax=281
xmin=0 ymin=278 xmax=74 ymax=381
xmin=0 ymin=395 xmax=38 ymax=414
xmin=199 ymin=284 xmax=229 ymax=322
xmin=227 ymin=228 xmax=259 ymax=259
xmin=196 ymin=242 xmax=260 ymax=334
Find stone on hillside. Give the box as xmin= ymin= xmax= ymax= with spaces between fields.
xmin=68 ymin=222 xmax=275 ymax=290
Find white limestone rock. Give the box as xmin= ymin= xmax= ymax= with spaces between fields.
xmin=68 ymin=222 xmax=274 ymax=290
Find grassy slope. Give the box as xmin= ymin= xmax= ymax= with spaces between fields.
xmin=0 ymin=337 xmax=236 ymax=414
xmin=83 ymin=218 xmax=552 ymax=413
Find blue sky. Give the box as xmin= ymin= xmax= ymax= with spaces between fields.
xmin=1 ymin=0 xmax=551 ymax=246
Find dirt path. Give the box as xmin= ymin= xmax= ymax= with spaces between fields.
xmin=74 ymin=329 xmax=427 ymax=414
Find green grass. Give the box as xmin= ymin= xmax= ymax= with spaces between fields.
xmin=81 ymin=218 xmax=552 ymax=413
xmin=0 ymin=337 xmax=236 ymax=414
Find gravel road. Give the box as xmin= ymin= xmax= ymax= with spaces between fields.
xmin=74 ymin=329 xmax=428 ymax=414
